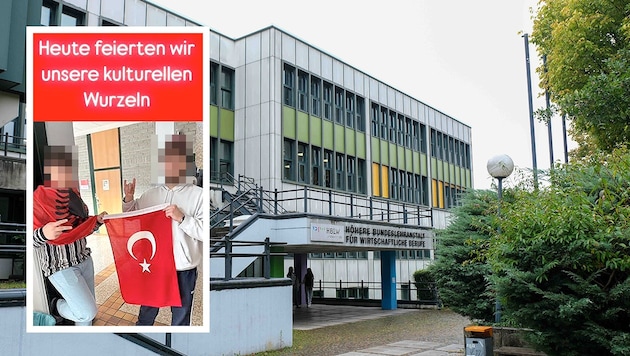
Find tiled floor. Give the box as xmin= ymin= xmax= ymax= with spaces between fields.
xmin=92 ymin=264 xmax=168 ymax=326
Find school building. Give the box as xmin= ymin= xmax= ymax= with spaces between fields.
xmin=0 ymin=0 xmax=473 ymax=355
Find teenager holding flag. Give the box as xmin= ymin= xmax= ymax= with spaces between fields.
xmin=122 ymin=134 xmax=203 ymax=326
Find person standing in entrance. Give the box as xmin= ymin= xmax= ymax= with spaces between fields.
xmin=303 ymin=267 xmax=314 ymax=308
xmin=287 ymin=266 xmax=301 ymax=308
xmin=123 ymin=134 xmax=203 ymax=326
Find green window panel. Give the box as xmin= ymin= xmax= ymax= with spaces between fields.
xmin=437 ymin=160 xmax=444 ymax=181
xmin=371 ymin=136 xmax=380 ymax=163
xmin=421 ymin=153 xmax=427 ymax=175
xmin=380 ymin=139 xmax=389 ymax=165
xmin=310 ymin=116 xmax=322 ymax=147
xmin=345 ymin=128 xmax=355 ymax=156
xmin=220 ymin=109 xmax=235 ymax=141
xmin=431 ymin=157 xmax=437 ymax=179
xmin=323 ymin=120 xmax=334 ymax=150
xmin=283 ymin=106 xmax=296 ymax=139
xmin=389 ymin=142 xmax=397 ymax=168
xmin=334 ymin=124 xmax=345 ymax=153
xmin=412 ymin=151 xmax=420 ymax=174
xmin=449 ymin=164 xmax=455 ymax=184
xmin=466 ymin=169 xmax=472 ymax=188
xmin=356 ymin=132 xmax=366 ymax=159
xmin=210 ymin=105 xmax=219 ymax=137
xmin=298 ymin=111 xmax=309 ymax=142
xmin=404 ymin=147 xmax=412 ymax=171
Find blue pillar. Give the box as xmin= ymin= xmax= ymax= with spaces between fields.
xmin=380 ymin=250 xmax=397 ymax=310
xmin=294 ymin=253 xmax=308 ymax=306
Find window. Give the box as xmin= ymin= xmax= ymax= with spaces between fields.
xmin=380 ymin=107 xmax=388 ymax=140
xmin=407 ymin=172 xmax=414 ymax=203
xmin=389 ymin=110 xmax=396 ymax=142
xmin=311 ymin=146 xmax=321 ymax=186
xmin=414 ymin=174 xmax=421 ymax=204
xmin=324 ymin=150 xmax=333 ymax=188
xmin=323 ymin=81 xmax=333 ymax=120
xmin=219 ymin=141 xmax=233 ymax=178
xmin=356 ymin=97 xmax=365 ymax=132
xmin=335 ymin=153 xmax=345 ymax=190
xmin=61 ymin=5 xmax=85 ymax=26
xmin=371 ymin=103 xmax=379 ymax=137
xmin=221 ymin=67 xmax=234 ymax=109
xmin=210 ymin=62 xmax=218 ymax=105
xmin=399 ymin=170 xmax=405 ymax=201
xmin=283 ymin=64 xmax=295 ymax=107
xmin=298 ymin=71 xmax=308 ymax=112
xmin=465 ymin=144 xmax=471 ymax=169
xmin=455 ymin=139 xmax=461 ymax=166
xmin=210 ymin=137 xmax=218 ymax=181
xmin=390 ymin=167 xmax=398 ymax=200
xmin=436 ymin=132 xmax=443 ymax=160
xmin=283 ymin=139 xmax=294 ymax=180
xmin=41 ymin=1 xmax=58 ymax=26
xmin=430 ymin=129 xmax=437 ymax=158
xmin=346 ymin=156 xmax=356 ymax=192
xmin=311 ymin=77 xmax=321 ymax=117
xmin=345 ymin=92 xmax=355 ymax=128
xmin=420 ymin=124 xmax=427 ymax=153
xmin=101 ymin=19 xmax=120 ymax=26
xmin=358 ymin=159 xmax=366 ymax=194
xmin=412 ymin=121 xmax=419 ymax=151
xmin=297 ymin=142 xmax=308 ymax=183
xmin=406 ymin=118 xmax=413 ymax=149
xmin=397 ymin=114 xmax=404 ymax=145
xmin=334 ymin=87 xmax=344 ymax=124
xmin=422 ymin=176 xmax=429 ymax=206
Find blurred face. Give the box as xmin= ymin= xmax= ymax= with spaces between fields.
xmin=158 ymin=135 xmax=193 ymax=185
xmin=162 ymin=153 xmax=187 ymax=184
xmin=44 ymin=146 xmax=78 ymax=189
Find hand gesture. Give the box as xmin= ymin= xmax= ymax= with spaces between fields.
xmin=123 ymin=178 xmax=136 ymax=203
xmin=164 ymin=204 xmax=185 ymax=223
xmin=42 ymin=219 xmax=72 ymax=241
xmin=97 ymin=211 xmax=108 ymax=224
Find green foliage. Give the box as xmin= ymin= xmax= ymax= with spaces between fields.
xmin=531 ymin=0 xmax=630 ymax=154
xmin=490 ymin=148 xmax=630 ymax=356
xmin=428 ymin=190 xmax=498 ymax=323
xmin=412 ymin=269 xmax=437 ymax=302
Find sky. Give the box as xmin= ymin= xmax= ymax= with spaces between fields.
xmin=152 ymin=0 xmax=576 ymax=190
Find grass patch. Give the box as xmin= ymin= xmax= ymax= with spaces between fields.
xmin=0 ymin=281 xmax=26 ymax=289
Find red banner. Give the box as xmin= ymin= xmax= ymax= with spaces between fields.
xmin=31 ymin=30 xmax=204 ymax=122
xmin=104 ymin=204 xmax=181 ymax=307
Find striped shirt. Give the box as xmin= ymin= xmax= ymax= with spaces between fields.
xmin=33 ymin=227 xmax=91 ymax=277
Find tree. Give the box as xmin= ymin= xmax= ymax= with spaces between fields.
xmin=428 ymin=190 xmax=497 ymax=323
xmin=531 ymin=0 xmax=630 ymax=152
xmin=490 ymin=148 xmax=630 ymax=356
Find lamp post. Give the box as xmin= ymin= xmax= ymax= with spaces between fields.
xmin=487 ymin=154 xmax=514 ymax=323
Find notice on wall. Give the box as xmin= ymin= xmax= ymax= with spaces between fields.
xmin=28 ymin=28 xmax=207 ymax=122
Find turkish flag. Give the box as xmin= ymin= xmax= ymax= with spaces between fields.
xmin=103 ymin=204 xmax=181 ymax=307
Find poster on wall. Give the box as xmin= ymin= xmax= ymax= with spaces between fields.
xmin=25 ymin=27 xmax=209 ymax=333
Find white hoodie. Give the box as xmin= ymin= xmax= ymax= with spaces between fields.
xmin=123 ymin=184 xmax=203 ymax=271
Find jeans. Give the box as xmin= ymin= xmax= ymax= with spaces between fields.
xmin=136 ymin=268 xmax=198 ymax=326
xmin=48 ymin=256 xmax=97 ymax=326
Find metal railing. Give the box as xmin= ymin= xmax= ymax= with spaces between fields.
xmin=210 ymin=174 xmax=433 ymax=234
xmin=0 ymin=132 xmax=26 ymax=157
xmin=311 ymin=279 xmax=440 ymax=306
xmin=210 ymin=237 xmax=286 ymax=281
xmin=0 ymin=222 xmax=26 ymax=283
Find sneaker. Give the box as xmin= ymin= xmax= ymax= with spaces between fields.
xmin=48 ymin=297 xmax=63 ymax=325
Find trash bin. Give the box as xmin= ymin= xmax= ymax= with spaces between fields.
xmin=464 ymin=325 xmax=493 ymax=356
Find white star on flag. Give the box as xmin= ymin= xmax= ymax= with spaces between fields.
xmin=139 ymin=258 xmax=151 ymax=273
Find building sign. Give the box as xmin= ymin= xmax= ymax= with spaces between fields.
xmin=310 ymin=223 xmax=344 ymax=243
xmin=310 ymin=220 xmax=433 ymax=250
xmin=28 ymin=27 xmax=207 ymax=122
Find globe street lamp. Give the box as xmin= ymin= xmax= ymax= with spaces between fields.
xmin=487 ymin=154 xmax=514 ymax=323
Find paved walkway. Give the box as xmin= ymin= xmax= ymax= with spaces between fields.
xmin=292 ymin=304 xmax=466 ymax=355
